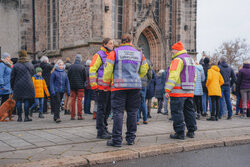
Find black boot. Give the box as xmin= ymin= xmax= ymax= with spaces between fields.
xmin=24 ymin=115 xmax=32 ymax=122
xmin=64 ymin=110 xmax=70 ymax=115
xmin=17 ymin=114 xmax=22 ymax=122
xmin=39 ymin=113 xmax=44 ymax=118
xmin=196 ymin=114 xmax=200 ymax=120
xmin=207 ymin=116 xmax=216 ymax=121
xmin=29 ymin=109 xmax=33 ymax=117
xmin=170 ymin=133 xmax=185 ymax=140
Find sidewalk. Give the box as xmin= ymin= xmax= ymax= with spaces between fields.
xmin=0 ymin=109 xmax=250 ymax=167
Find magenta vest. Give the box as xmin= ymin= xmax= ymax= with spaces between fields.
xmin=97 ymin=50 xmax=107 ymax=85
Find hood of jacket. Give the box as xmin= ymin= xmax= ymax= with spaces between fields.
xmin=220 ymin=61 xmax=228 ymax=68
xmin=211 ymin=65 xmax=220 ymax=72
xmin=243 ymin=63 xmax=250 ymax=69
xmin=55 ymin=66 xmax=65 ymax=72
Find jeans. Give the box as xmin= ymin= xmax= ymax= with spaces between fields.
xmin=84 ymin=89 xmax=92 ymax=113
xmin=30 ymin=98 xmax=44 ymax=113
xmin=194 ymin=95 xmax=202 ymax=115
xmin=157 ymin=98 xmax=163 ymax=113
xmin=16 ymin=99 xmax=30 ymax=116
xmin=111 ymin=89 xmax=140 ymax=145
xmin=163 ymin=95 xmax=169 ymax=114
xmin=219 ymin=85 xmax=233 ymax=118
xmin=236 ymin=94 xmax=243 ymax=114
xmin=202 ymin=92 xmax=212 ymax=113
xmin=170 ymin=97 xmax=197 ymax=135
xmin=51 ymin=92 xmax=64 ymax=120
xmin=137 ymin=87 xmax=147 ymax=122
xmin=71 ymin=89 xmax=84 ymax=118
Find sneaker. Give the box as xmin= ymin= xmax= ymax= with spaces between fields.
xmin=201 ymin=112 xmax=208 ymax=117
xmin=143 ymin=121 xmax=148 ymax=124
xmin=106 ymin=140 xmax=122 ymax=147
xmin=186 ymin=131 xmax=195 ymax=138
xmin=227 ymin=116 xmax=232 ymax=120
xmin=170 ymin=133 xmax=185 ymax=140
xmin=55 ymin=119 xmax=61 ymax=123
xmin=98 ymin=133 xmax=112 ymax=139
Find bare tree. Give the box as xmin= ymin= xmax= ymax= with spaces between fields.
xmin=216 ymin=38 xmax=249 ymax=68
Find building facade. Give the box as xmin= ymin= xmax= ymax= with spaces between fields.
xmin=0 ymin=0 xmax=197 ymax=70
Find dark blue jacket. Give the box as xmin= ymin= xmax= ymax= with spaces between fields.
xmin=50 ymin=67 xmax=70 ymax=96
xmin=218 ymin=61 xmax=236 ymax=87
xmin=155 ymin=73 xmax=165 ymax=99
xmin=146 ymin=70 xmax=156 ymax=99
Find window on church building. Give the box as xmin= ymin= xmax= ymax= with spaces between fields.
xmin=155 ymin=0 xmax=160 ymax=23
xmin=117 ymin=0 xmax=123 ymax=38
xmin=138 ymin=0 xmax=142 ymax=12
xmin=169 ymin=0 xmax=173 ymax=49
xmin=47 ymin=0 xmax=58 ymax=50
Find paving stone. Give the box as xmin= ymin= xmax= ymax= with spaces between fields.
xmin=0 ymin=158 xmax=30 ymax=167
xmin=7 ymin=148 xmax=45 ymax=159
xmin=0 ymin=141 xmax=15 ymax=152
xmin=41 ymin=145 xmax=72 ymax=155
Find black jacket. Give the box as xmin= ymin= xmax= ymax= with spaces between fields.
xmin=10 ymin=62 xmax=35 ymax=100
xmin=40 ymin=62 xmax=54 ymax=89
xmin=218 ymin=62 xmax=236 ymax=87
xmin=67 ymin=61 xmax=86 ymax=90
xmin=202 ymin=63 xmax=210 ymax=92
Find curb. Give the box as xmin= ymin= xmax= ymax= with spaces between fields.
xmin=4 ymin=135 xmax=250 ymax=167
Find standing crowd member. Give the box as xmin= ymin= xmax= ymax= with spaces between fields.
xmin=103 ymin=34 xmax=148 ymax=147
xmin=206 ymin=65 xmax=224 ymax=121
xmin=235 ymin=65 xmax=243 ymax=115
xmin=201 ymin=57 xmax=211 ymax=116
xmin=0 ymin=52 xmax=12 ymax=105
xmin=11 ymin=50 xmax=35 ymax=122
xmin=193 ymin=62 xmax=205 ymax=119
xmin=165 ymin=41 xmax=197 ymax=140
xmin=29 ymin=67 xmax=50 ymax=118
xmin=218 ymin=57 xmax=236 ymax=119
xmin=50 ymin=59 xmax=70 ymax=123
xmin=84 ymin=60 xmax=93 ymax=115
xmin=146 ymin=62 xmax=156 ymax=118
xmin=237 ymin=60 xmax=250 ymax=117
xmin=90 ymin=38 xmax=114 ymax=139
xmin=40 ymin=56 xmax=54 ymax=114
xmin=64 ymin=57 xmax=72 ymax=115
xmin=155 ymin=70 xmax=165 ymax=114
xmin=68 ymin=54 xmax=86 ymax=120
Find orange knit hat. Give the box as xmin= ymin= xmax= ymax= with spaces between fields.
xmin=171 ymin=41 xmax=184 ymax=51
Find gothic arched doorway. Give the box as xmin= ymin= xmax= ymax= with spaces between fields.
xmin=138 ymin=33 xmax=150 ymax=60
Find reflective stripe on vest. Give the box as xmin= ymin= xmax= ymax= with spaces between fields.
xmin=96 ymin=50 xmax=107 ymax=86
xmin=113 ymin=46 xmax=142 ymax=88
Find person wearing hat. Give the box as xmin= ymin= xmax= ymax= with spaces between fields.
xmin=29 ymin=67 xmax=50 ymax=118
xmin=0 ymin=52 xmax=13 ymax=105
xmin=10 ymin=50 xmax=35 ymax=122
xmin=67 ymin=54 xmax=86 ymax=120
xmin=165 ymin=41 xmax=197 ymax=140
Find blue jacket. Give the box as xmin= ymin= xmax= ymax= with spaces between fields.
xmin=50 ymin=67 xmax=70 ymax=96
xmin=0 ymin=62 xmax=12 ymax=95
xmin=155 ymin=73 xmax=165 ymax=99
xmin=194 ymin=65 xmax=205 ymax=96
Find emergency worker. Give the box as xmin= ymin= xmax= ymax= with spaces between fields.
xmin=89 ymin=38 xmax=114 ymax=139
xmin=103 ymin=34 xmax=148 ymax=147
xmin=165 ymin=41 xmax=197 ymax=140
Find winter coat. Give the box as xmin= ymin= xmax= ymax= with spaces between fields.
xmin=85 ymin=65 xmax=91 ymax=90
xmin=65 ymin=61 xmax=72 ymax=74
xmin=206 ymin=65 xmax=224 ymax=97
xmin=146 ymin=70 xmax=156 ymax=99
xmin=237 ymin=63 xmax=250 ymax=90
xmin=155 ymin=74 xmax=165 ymax=99
xmin=40 ymin=62 xmax=54 ymax=89
xmin=32 ymin=74 xmax=50 ymax=98
xmin=218 ymin=61 xmax=236 ymax=87
xmin=50 ymin=67 xmax=70 ymax=96
xmin=67 ymin=61 xmax=86 ymax=90
xmin=194 ymin=65 xmax=205 ymax=96
xmin=141 ymin=64 xmax=152 ymax=88
xmin=10 ymin=61 xmax=35 ymax=99
xmin=0 ymin=61 xmax=12 ymax=95
xmin=202 ymin=63 xmax=210 ymax=93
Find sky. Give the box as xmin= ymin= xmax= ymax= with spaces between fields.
xmin=197 ymin=0 xmax=250 ymax=58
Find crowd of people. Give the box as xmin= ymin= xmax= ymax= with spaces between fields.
xmin=0 ymin=33 xmax=249 ymax=147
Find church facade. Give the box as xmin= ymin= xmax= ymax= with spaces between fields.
xmin=0 ymin=0 xmax=197 ymax=70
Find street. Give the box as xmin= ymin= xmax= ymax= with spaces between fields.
xmin=94 ymin=144 xmax=250 ymax=167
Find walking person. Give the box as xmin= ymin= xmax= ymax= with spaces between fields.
xmin=40 ymin=56 xmax=54 ymax=114
xmin=0 ymin=52 xmax=13 ymax=105
xmin=29 ymin=67 xmax=50 ymax=118
xmin=237 ymin=61 xmax=250 ymax=118
xmin=68 ymin=54 xmax=86 ymax=120
xmin=50 ymin=59 xmax=70 ymax=123
xmin=63 ymin=57 xmax=72 ymax=115
xmin=90 ymin=38 xmax=114 ymax=139
xmin=206 ymin=65 xmax=224 ymax=121
xmin=165 ymin=41 xmax=197 ymax=140
xmin=193 ymin=62 xmax=205 ymax=120
xmin=103 ymin=34 xmax=148 ymax=147
xmin=10 ymin=50 xmax=35 ymax=122
xmin=218 ymin=57 xmax=236 ymax=119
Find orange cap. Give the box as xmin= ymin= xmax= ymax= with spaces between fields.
xmin=171 ymin=41 xmax=184 ymax=51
